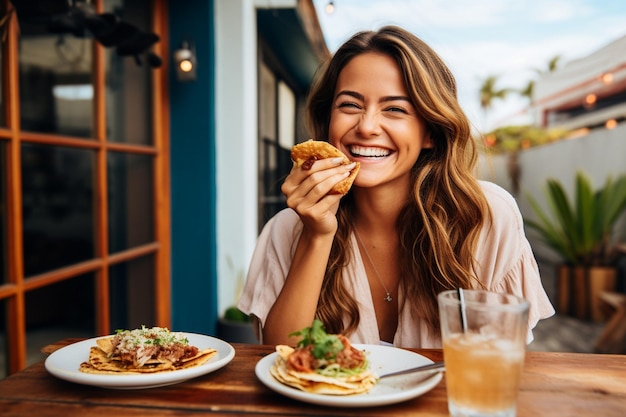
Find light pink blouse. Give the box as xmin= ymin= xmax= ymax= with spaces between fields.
xmin=238 ymin=181 xmax=555 ymax=347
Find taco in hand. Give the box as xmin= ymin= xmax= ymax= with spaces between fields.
xmin=270 ymin=320 xmax=378 ymax=395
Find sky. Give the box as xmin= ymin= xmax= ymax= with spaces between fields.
xmin=311 ymin=0 xmax=626 ymax=132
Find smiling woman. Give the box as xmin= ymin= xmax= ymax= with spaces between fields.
xmin=238 ymin=25 xmax=554 ymax=349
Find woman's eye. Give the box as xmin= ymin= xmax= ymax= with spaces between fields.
xmin=385 ymin=106 xmax=408 ymax=114
xmin=337 ymin=102 xmax=362 ymax=111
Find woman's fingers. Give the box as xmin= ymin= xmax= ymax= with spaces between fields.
xmin=280 ymin=158 xmax=355 ymax=235
xmin=282 ymin=159 xmax=355 ymax=200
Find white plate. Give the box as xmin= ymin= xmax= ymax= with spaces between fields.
xmin=45 ymin=333 xmax=235 ymax=389
xmin=255 ymin=344 xmax=442 ymax=407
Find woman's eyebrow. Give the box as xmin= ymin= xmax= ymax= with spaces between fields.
xmin=335 ymin=90 xmax=363 ymax=101
xmin=335 ymin=90 xmax=411 ymax=103
xmin=381 ymin=95 xmax=411 ymax=103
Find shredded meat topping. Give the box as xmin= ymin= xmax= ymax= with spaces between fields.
xmin=286 ymin=335 xmax=366 ymax=372
xmin=301 ymin=156 xmax=318 ymax=170
xmin=111 ymin=326 xmax=196 ymax=367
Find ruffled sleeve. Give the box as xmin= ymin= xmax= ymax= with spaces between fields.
xmin=476 ymin=182 xmax=555 ymax=343
xmin=491 ymin=239 xmax=556 ymax=342
xmin=237 ymin=209 xmax=302 ymax=330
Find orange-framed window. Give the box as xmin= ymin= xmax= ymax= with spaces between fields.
xmin=0 ymin=0 xmax=170 ymax=376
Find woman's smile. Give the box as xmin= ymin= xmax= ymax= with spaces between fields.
xmin=349 ymin=145 xmax=391 ymax=158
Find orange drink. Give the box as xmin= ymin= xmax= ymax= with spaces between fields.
xmin=444 ymin=333 xmax=525 ymax=416
xmin=438 ymin=290 xmax=529 ymax=417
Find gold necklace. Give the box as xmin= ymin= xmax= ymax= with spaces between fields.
xmin=354 ymin=229 xmax=393 ymax=302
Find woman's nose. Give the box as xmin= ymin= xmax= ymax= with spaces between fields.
xmin=355 ymin=111 xmax=382 ymax=137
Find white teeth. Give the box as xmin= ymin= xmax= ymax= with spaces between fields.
xmin=350 ymin=145 xmax=390 ymax=157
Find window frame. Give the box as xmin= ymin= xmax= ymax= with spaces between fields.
xmin=0 ymin=0 xmax=171 ymax=375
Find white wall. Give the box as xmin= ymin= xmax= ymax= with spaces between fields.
xmin=477 ymin=123 xmax=626 ymax=263
xmin=214 ymin=0 xmax=259 ymax=312
xmin=214 ymin=0 xmax=300 ymax=314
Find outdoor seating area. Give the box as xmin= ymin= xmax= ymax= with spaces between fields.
xmin=527 ymin=259 xmax=626 ymax=354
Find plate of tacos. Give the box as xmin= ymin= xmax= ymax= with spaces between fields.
xmin=45 ymin=327 xmax=235 ymax=389
xmin=255 ymin=321 xmax=442 ymax=407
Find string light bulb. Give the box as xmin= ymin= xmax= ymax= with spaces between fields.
xmin=605 ymin=119 xmax=617 ymax=129
xmin=326 ymin=1 xmax=335 ymax=14
xmin=601 ymin=72 xmax=614 ymax=84
xmin=584 ymin=93 xmax=597 ymax=108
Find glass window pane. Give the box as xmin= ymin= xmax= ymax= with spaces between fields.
xmin=25 ymin=274 xmax=95 ymax=367
xmin=109 ymin=255 xmax=155 ymax=330
xmin=259 ymin=62 xmax=277 ymax=141
xmin=108 ymin=152 xmax=154 ymax=253
xmin=21 ymin=143 xmax=95 ymax=277
xmin=17 ymin=5 xmax=94 ymax=138
xmin=0 ymin=142 xmax=6 ymax=284
xmin=105 ymin=0 xmax=153 ymax=145
xmin=278 ymin=81 xmax=295 ymax=149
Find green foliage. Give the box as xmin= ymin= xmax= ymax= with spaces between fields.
xmin=289 ymin=319 xmax=344 ymax=360
xmin=479 ymin=75 xmax=511 ymax=110
xmin=525 ymin=171 xmax=626 ymax=267
xmin=223 ymin=306 xmax=252 ymax=322
xmin=482 ymin=125 xmax=570 ymax=154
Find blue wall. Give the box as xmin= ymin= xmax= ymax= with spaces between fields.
xmin=168 ymin=0 xmax=217 ymax=334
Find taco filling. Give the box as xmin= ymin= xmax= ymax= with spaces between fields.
xmin=270 ymin=320 xmax=378 ymax=395
xmin=79 ymin=326 xmax=217 ymax=374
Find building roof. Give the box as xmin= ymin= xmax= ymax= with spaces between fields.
xmin=257 ymin=0 xmax=330 ymax=91
xmin=533 ymin=34 xmax=626 ymax=130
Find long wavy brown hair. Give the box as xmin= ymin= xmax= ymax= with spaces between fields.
xmin=305 ymin=26 xmax=491 ymax=337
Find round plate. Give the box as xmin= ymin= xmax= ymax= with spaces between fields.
xmin=45 ymin=333 xmax=235 ymax=389
xmin=255 ymin=344 xmax=442 ymax=407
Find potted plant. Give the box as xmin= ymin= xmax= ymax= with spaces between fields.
xmin=218 ymin=305 xmax=257 ymax=344
xmin=216 ymin=257 xmax=258 ymax=343
xmin=525 ymin=171 xmax=626 ymax=321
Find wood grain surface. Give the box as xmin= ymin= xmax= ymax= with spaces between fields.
xmin=0 ymin=341 xmax=624 ymax=417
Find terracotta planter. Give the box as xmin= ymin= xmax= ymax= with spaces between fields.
xmin=556 ymin=265 xmax=617 ymax=321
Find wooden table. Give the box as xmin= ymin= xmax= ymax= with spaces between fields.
xmin=0 ymin=340 xmax=625 ymax=416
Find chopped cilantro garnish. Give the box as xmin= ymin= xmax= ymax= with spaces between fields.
xmin=289 ymin=320 xmax=344 ymax=360
xmin=113 ymin=326 xmax=189 ymax=349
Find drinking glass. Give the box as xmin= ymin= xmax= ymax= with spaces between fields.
xmin=438 ymin=289 xmax=529 ymax=417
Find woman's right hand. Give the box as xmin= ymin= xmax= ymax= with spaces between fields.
xmin=281 ymin=158 xmax=356 ymax=235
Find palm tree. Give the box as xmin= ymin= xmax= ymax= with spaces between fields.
xmin=479 ymin=75 xmax=510 ymax=130
xmin=519 ymin=55 xmax=561 ymax=105
xmin=540 ymin=55 xmax=561 ymax=75
xmin=519 ymin=80 xmax=535 ymax=105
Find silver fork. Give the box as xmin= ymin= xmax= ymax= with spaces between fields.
xmin=378 ymin=361 xmax=445 ymax=379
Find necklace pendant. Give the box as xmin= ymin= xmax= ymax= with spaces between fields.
xmin=384 ymin=293 xmax=393 ymax=302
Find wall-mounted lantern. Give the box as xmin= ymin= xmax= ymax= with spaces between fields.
xmin=173 ymin=41 xmax=196 ymax=81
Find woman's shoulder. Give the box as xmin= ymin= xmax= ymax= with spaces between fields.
xmin=478 ymin=180 xmax=521 ymax=214
xmin=477 ymin=180 xmax=524 ymax=231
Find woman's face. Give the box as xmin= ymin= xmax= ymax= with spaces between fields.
xmin=328 ymin=52 xmax=432 ymax=190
